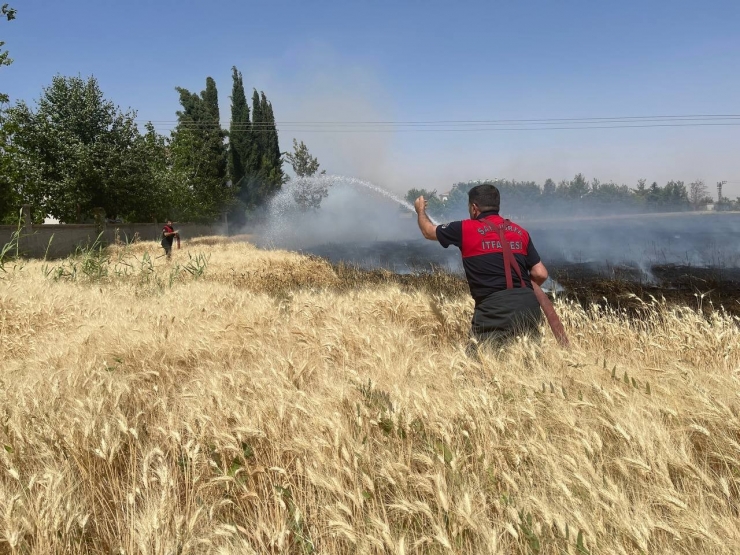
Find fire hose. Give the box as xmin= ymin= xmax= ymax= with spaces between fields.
xmin=494 ymin=219 xmax=570 ymax=348
xmin=532 ymin=282 xmax=569 ymax=348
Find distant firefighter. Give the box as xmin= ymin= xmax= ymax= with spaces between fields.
xmin=161 ymin=220 xmax=180 ymax=260
xmin=415 ymin=184 xmax=568 ymax=349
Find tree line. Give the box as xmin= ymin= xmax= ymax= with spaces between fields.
xmin=1 ymin=11 xmax=324 ymax=227
xmin=0 ymin=71 xmax=309 ymax=224
xmin=406 ymin=175 xmax=739 ymax=221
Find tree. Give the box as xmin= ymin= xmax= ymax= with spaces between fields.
xmin=0 ymin=4 xmax=17 ymax=220
xmin=663 ymin=180 xmax=688 ymax=208
xmin=238 ymin=89 xmax=284 ymax=209
xmin=404 ymin=187 xmax=445 ymax=218
xmin=1 ymin=4 xmax=14 ymax=21
xmin=285 ymin=138 xmax=328 ymax=211
xmin=0 ymin=3 xmax=16 ymax=103
xmin=6 ymin=75 xmax=162 ymax=222
xmin=568 ymin=173 xmax=590 ymax=199
xmin=228 ymin=67 xmax=251 ymax=193
xmin=227 ymin=67 xmax=253 ymax=226
xmin=202 ymin=77 xmax=219 ymax=121
xmin=0 ymin=109 xmax=19 ymax=222
xmin=542 ymin=178 xmax=556 ymax=197
xmin=263 ymin=94 xmax=281 ymax=170
xmin=689 ymin=179 xmax=710 ymax=208
xmin=259 ymin=91 xmax=284 ymax=191
xmin=171 ymin=77 xmax=230 ymax=221
xmin=291 ymin=179 xmax=329 ymax=211
xmin=286 ymin=138 xmax=324 ymax=178
xmin=589 ymin=181 xmax=635 ymax=209
xmin=249 ymin=89 xmax=263 ymax=175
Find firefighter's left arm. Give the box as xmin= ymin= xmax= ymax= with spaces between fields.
xmin=530 ymin=262 xmax=548 ymax=285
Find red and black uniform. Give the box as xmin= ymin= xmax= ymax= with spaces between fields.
xmin=436 ymin=210 xmax=542 ymax=339
xmin=161 ymin=224 xmax=176 ymax=253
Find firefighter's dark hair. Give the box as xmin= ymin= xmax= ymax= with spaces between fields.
xmin=468 ymin=184 xmax=500 ymax=212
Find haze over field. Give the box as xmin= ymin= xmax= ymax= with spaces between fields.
xmin=256 ymin=176 xmax=740 ymax=278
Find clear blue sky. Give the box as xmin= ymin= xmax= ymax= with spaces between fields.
xmin=4 ymin=0 xmax=740 ymax=197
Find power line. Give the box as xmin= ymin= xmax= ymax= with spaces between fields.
xmin=138 ymin=113 xmax=740 ymax=126
xmin=146 ymin=121 xmax=740 ymax=133
xmin=138 ymin=113 xmax=740 ymax=133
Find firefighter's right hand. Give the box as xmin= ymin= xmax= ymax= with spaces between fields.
xmin=414 ymin=196 xmax=427 ymax=214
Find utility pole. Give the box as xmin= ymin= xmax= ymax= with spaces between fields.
xmin=717 ymin=180 xmax=726 ymax=204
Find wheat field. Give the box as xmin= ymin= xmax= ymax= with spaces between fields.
xmin=1 ymin=236 xmax=739 ymax=554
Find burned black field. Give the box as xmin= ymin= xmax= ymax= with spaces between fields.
xmin=550 ymin=262 xmax=740 ymax=316
xmin=301 ymin=213 xmax=740 ymax=316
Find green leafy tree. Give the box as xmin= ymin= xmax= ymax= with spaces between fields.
xmin=0 ymin=109 xmax=19 ymax=222
xmin=404 ymin=187 xmax=445 ymax=219
xmin=0 ymin=3 xmax=16 ymax=103
xmin=286 ymin=138 xmax=324 ymax=178
xmin=663 ymin=180 xmax=689 ymax=209
xmin=589 ymin=181 xmax=635 ymax=207
xmin=6 ymin=75 xmax=162 ymax=222
xmin=0 ymin=3 xmax=17 ymax=220
xmin=285 ymin=138 xmax=327 ymax=211
xmin=1 ymin=5 xmax=14 ymax=21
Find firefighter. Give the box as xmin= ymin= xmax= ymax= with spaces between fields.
xmin=415 ymin=184 xmax=549 ymax=347
xmin=161 ymin=220 xmax=180 ymax=260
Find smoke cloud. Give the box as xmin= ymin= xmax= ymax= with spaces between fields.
xmin=235 ymin=44 xmax=740 ymax=277
xmin=255 ymin=176 xmax=740 ymax=280
xmin=259 ymin=177 xmax=418 ymax=248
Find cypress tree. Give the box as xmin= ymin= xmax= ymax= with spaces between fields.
xmin=250 ymin=89 xmax=264 ymax=172
xmin=202 ymin=77 xmax=220 ymax=122
xmin=259 ymin=92 xmax=284 ymax=195
xmin=237 ymin=88 xmax=284 ymax=208
xmin=261 ymin=93 xmax=282 ymax=174
xmin=228 ymin=67 xmax=252 ymax=224
xmin=170 ymin=77 xmax=228 ymax=221
xmin=229 ymin=67 xmax=250 ymax=191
